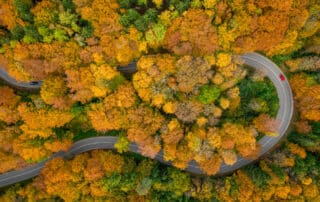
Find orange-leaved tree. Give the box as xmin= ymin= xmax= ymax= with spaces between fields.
xmin=0 ymin=86 xmax=21 ymax=124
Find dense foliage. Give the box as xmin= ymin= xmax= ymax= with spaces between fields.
xmin=0 ymin=0 xmax=320 ymax=201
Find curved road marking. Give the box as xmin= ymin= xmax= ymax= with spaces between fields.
xmin=0 ymin=53 xmax=294 ymax=187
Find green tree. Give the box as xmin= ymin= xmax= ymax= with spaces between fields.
xmin=243 ymin=164 xmax=271 ymax=188
xmin=119 ymin=9 xmax=141 ymax=27
xmin=198 ymin=84 xmax=221 ymax=104
xmin=22 ymin=25 xmax=41 ymax=43
xmin=136 ymin=177 xmax=153 ymax=195
xmin=10 ymin=25 xmax=25 ymax=40
xmin=13 ymin=0 xmax=34 ymax=22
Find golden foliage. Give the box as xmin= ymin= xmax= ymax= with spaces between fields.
xmin=290 ymin=183 xmax=303 ymax=197
xmin=133 ymin=54 xmax=176 ymax=103
xmin=40 ymin=74 xmax=73 ymax=109
xmin=163 ymin=9 xmax=219 ymax=55
xmin=1 ymin=1 xmax=319 ymax=199
xmin=216 ymin=53 xmax=232 ymax=68
xmin=274 ymin=185 xmax=291 ymax=199
xmin=30 ymin=0 xmax=57 ymax=25
xmin=288 ymin=143 xmax=307 ymax=159
xmin=221 ymin=149 xmax=237 ymax=165
xmin=13 ymin=138 xmax=51 ymax=161
xmin=17 ymin=103 xmax=74 ymax=129
xmin=41 ymin=157 xmax=82 ymax=202
xmin=303 ymin=184 xmax=319 ymax=199
xmin=220 ymin=123 xmax=259 ymax=158
xmin=76 ymin=0 xmax=122 ymax=37
xmin=197 ymin=154 xmax=222 ymax=175
xmin=88 ymin=83 xmax=136 ymax=131
xmin=127 ymin=105 xmax=164 ymax=158
xmin=104 ymin=83 xmax=136 ymax=109
xmin=234 ymin=170 xmax=255 ymax=201
xmin=88 ymin=103 xmax=127 ymax=131
xmin=3 ymin=41 xmax=82 ymax=82
xmin=0 ymin=86 xmax=20 ymax=106
xmin=44 ymin=138 xmax=73 ymax=153
xmin=66 ymin=64 xmax=120 ymax=103
xmin=171 ymin=140 xmax=194 ymax=169
xmin=0 ymin=0 xmax=21 ymax=29
xmin=100 ymin=31 xmax=145 ymax=65
xmin=253 ymin=114 xmax=280 ymax=136
xmin=161 ymin=119 xmax=184 ymax=145
xmin=286 ymin=56 xmax=320 ymax=72
xmin=290 ymin=73 xmax=320 ymax=122
xmin=0 ymin=87 xmax=21 ymax=124
xmin=0 ymin=127 xmax=27 ymax=174
xmin=37 ymin=150 xmax=127 ymax=201
xmin=294 ymin=121 xmax=312 ymax=134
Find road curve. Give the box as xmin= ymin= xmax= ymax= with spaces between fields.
xmin=0 ymin=62 xmax=137 ymax=91
xmin=0 ymin=52 xmax=294 ymax=188
xmin=0 ymin=68 xmax=42 ymax=91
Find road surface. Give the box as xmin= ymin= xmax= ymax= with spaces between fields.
xmin=0 ymin=52 xmax=294 ymax=188
xmin=0 ymin=68 xmax=42 ymax=91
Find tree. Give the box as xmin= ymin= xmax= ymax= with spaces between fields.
xmin=290 ymin=73 xmax=320 ymax=122
xmin=30 ymin=0 xmax=57 ymax=26
xmin=174 ymin=101 xmax=202 ymax=123
xmin=41 ymin=157 xmax=82 ymax=201
xmin=145 ymin=23 xmax=167 ymax=49
xmin=197 ymin=84 xmax=221 ymax=104
xmin=294 ymin=121 xmax=312 ymax=134
xmin=17 ymin=103 xmax=74 ymax=129
xmin=66 ymin=64 xmax=123 ymax=103
xmin=75 ymin=0 xmax=122 ymax=37
xmin=99 ymin=29 xmax=145 ymax=65
xmin=167 ymin=168 xmax=191 ymax=197
xmin=197 ymin=154 xmax=222 ymax=175
xmin=133 ymin=55 xmax=213 ymax=108
xmin=286 ymin=56 xmax=320 ymax=72
xmin=40 ymin=74 xmax=73 ymax=109
xmin=3 ymin=41 xmax=82 ymax=82
xmin=9 ymin=100 xmax=74 ymax=162
xmin=161 ymin=118 xmax=184 ymax=145
xmin=115 ymin=134 xmax=130 ymax=153
xmin=163 ymin=9 xmax=219 ymax=55
xmin=171 ymin=140 xmax=194 ymax=169
xmin=0 ymin=86 xmax=21 ymax=124
xmin=253 ymin=114 xmax=280 ymax=136
xmin=303 ymin=184 xmax=319 ymax=199
xmin=88 ymin=103 xmax=128 ymax=131
xmin=84 ymin=158 xmax=105 ymax=181
xmin=0 ymin=1 xmax=21 ymax=30
xmin=216 ymin=53 xmax=232 ymax=67
xmin=221 ymin=149 xmax=237 ymax=165
xmin=0 ymin=126 xmax=27 ymax=174
xmin=287 ymin=143 xmax=306 ymax=159
xmin=220 ymin=123 xmax=259 ymax=159
xmin=127 ymin=105 xmax=164 ymax=158
xmin=88 ymin=83 xmax=136 ymax=131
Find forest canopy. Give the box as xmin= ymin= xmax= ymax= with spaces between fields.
xmin=0 ymin=0 xmax=320 ymax=201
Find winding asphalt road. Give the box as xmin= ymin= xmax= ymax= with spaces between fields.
xmin=0 ymin=69 xmax=42 ymax=91
xmin=0 ymin=52 xmax=294 ymax=188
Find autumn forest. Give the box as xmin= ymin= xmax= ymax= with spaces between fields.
xmin=0 ymin=0 xmax=320 ymax=201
